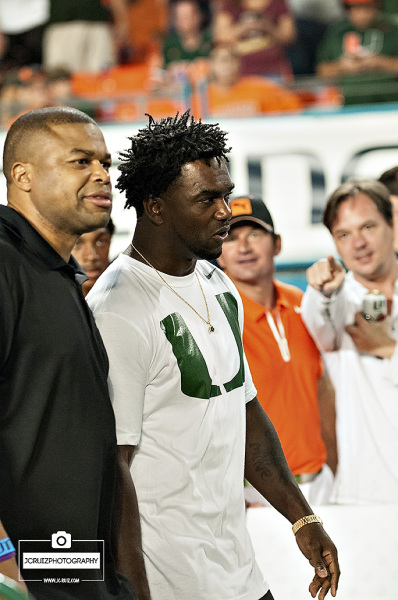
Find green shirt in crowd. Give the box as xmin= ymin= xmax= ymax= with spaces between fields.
xmin=317 ymin=13 xmax=398 ymax=104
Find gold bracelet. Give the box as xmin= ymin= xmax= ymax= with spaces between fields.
xmin=292 ymin=514 xmax=323 ymax=535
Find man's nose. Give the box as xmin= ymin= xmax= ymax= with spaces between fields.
xmin=214 ymin=197 xmax=232 ymax=220
xmin=352 ymin=231 xmax=366 ymax=248
xmin=86 ymin=245 xmax=100 ymax=260
xmin=92 ymin=161 xmax=111 ymax=184
xmin=236 ymin=236 xmax=251 ymax=252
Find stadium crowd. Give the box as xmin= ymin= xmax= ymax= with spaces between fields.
xmin=1 ymin=0 xmax=398 ymax=126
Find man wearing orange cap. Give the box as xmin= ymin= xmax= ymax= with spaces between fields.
xmin=218 ymin=196 xmax=337 ymax=505
xmin=316 ymin=0 xmax=398 ymax=104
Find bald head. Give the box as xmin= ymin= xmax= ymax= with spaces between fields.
xmin=3 ymin=106 xmax=97 ymax=185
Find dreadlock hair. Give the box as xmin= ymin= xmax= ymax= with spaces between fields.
xmin=116 ymin=111 xmax=231 ymax=217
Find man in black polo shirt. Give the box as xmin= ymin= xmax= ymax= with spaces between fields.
xmin=0 ymin=107 xmax=149 ymax=600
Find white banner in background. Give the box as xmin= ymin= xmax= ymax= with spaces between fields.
xmin=2 ymin=106 xmax=398 ymax=264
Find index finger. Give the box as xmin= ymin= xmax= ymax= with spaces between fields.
xmin=327 ymin=255 xmax=340 ymax=275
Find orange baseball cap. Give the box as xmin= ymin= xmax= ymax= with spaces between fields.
xmin=229 ymin=196 xmax=274 ymax=233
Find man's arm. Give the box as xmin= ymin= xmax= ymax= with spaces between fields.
xmin=0 ymin=521 xmax=27 ymax=594
xmin=357 ymin=54 xmax=398 ymax=73
xmin=116 ymin=446 xmax=151 ymax=600
xmin=245 ymin=398 xmax=340 ymax=600
xmin=317 ymin=372 xmax=338 ymax=475
xmin=301 ymin=256 xmax=347 ymax=352
xmin=256 ymin=13 xmax=297 ymax=47
xmin=0 ymin=279 xmax=27 ymax=594
xmin=317 ymin=55 xmax=367 ymax=78
xmin=345 ymin=310 xmax=398 ymax=385
xmin=317 ymin=53 xmax=398 ymax=78
xmin=345 ymin=312 xmax=396 ymax=358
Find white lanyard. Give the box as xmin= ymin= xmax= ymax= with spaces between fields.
xmin=266 ymin=308 xmax=291 ymax=362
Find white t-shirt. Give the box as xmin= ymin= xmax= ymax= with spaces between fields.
xmin=301 ymin=271 xmax=398 ymax=505
xmin=0 ymin=0 xmax=49 ymax=34
xmin=88 ymin=255 xmax=268 ymax=600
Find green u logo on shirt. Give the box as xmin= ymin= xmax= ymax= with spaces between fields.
xmin=160 ymin=292 xmax=245 ymax=399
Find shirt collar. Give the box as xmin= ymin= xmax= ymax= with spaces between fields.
xmin=345 ymin=270 xmax=377 ymax=298
xmin=235 ymin=279 xmax=296 ymax=322
xmin=0 ymin=205 xmax=88 ymax=282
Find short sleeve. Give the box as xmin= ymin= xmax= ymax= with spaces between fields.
xmin=94 ymin=311 xmax=150 ymax=446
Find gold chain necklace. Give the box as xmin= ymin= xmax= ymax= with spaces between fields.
xmin=131 ymin=244 xmax=215 ymax=333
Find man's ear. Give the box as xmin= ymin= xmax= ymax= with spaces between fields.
xmin=273 ymin=234 xmax=282 ymax=257
xmin=11 ymin=162 xmax=32 ymax=192
xmin=143 ymin=195 xmax=164 ymax=225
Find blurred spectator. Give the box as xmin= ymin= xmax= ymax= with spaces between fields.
xmin=316 ymin=0 xmax=398 ymax=104
xmin=302 ymin=179 xmax=398 ymax=505
xmin=0 ymin=65 xmax=97 ymax=130
xmin=46 ymin=67 xmax=74 ymax=104
xmin=379 ymin=165 xmax=398 ymax=252
xmin=0 ymin=67 xmax=48 ymax=128
xmin=46 ymin=67 xmax=96 ymax=116
xmin=0 ymin=0 xmax=48 ymax=72
xmin=162 ymin=0 xmax=212 ymax=72
xmin=16 ymin=67 xmax=47 ymax=109
xmin=72 ymin=218 xmax=115 ymax=296
xmin=286 ymin=0 xmax=344 ymax=75
xmin=126 ymin=0 xmax=168 ymax=64
xmin=43 ymin=0 xmax=130 ymax=73
xmin=0 ymin=71 xmax=23 ymax=128
xmin=214 ymin=0 xmax=296 ymax=79
xmin=194 ymin=43 xmax=302 ymax=117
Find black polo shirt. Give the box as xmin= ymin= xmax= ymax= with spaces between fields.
xmin=0 ymin=206 xmax=135 ymax=600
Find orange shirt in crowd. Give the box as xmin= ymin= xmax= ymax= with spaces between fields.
xmin=238 ymin=279 xmax=326 ymax=475
xmin=202 ymin=76 xmax=302 ymax=118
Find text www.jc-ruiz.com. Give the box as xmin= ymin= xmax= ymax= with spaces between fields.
xmin=43 ymin=578 xmax=80 ymax=584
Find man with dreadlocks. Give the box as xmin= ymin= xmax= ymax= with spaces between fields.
xmin=88 ymin=112 xmax=340 ymax=600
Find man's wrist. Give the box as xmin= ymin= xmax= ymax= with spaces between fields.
xmin=0 ymin=538 xmax=15 ymax=563
xmin=292 ymin=514 xmax=323 ymax=535
xmin=318 ymin=282 xmax=343 ymax=298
